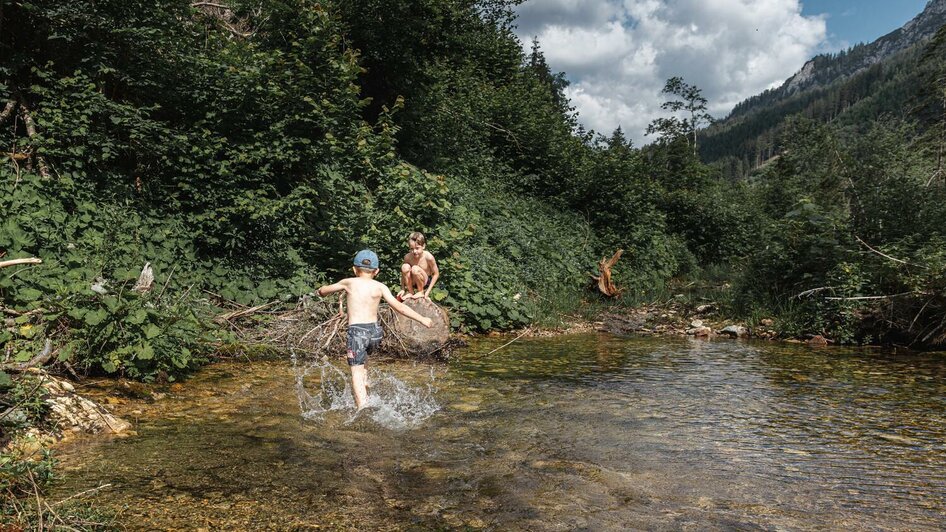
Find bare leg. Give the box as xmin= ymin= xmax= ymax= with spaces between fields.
xmin=350 ymin=365 xmax=368 ymax=409
xmin=409 ymin=266 xmax=429 ymax=299
xmin=399 ymin=263 xmax=412 ymax=298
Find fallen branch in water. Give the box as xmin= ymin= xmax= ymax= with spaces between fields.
xmin=51 ymin=484 xmax=112 ymax=507
xmin=485 ymin=328 xmax=530 ymax=356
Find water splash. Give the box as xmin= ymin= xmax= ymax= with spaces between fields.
xmin=291 ymin=349 xmax=440 ymax=430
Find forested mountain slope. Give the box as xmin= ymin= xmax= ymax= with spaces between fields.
xmin=701 ymin=0 xmax=946 ymax=178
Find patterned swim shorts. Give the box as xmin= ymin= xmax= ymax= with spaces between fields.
xmin=346 ymin=322 xmax=383 ymax=366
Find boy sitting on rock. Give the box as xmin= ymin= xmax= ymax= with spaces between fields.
xmin=317 ymin=250 xmax=432 ymax=410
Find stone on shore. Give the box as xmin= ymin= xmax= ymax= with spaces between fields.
xmin=719 ymin=325 xmax=748 ymax=338
xmin=686 ymin=326 xmax=712 ymax=337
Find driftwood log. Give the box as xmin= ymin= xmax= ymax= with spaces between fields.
xmin=381 ymin=299 xmax=450 ymax=356
xmin=591 ymin=249 xmax=623 ymax=297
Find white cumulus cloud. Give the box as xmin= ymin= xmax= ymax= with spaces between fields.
xmin=513 ymin=0 xmax=828 ymax=145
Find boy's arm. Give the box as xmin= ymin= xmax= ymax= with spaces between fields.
xmin=381 ymin=285 xmax=432 ymax=327
xmin=424 ymin=253 xmax=440 ymax=299
xmin=317 ymin=280 xmax=347 ymax=297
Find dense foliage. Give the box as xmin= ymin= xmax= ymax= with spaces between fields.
xmin=2 ymin=0 xmax=945 ymax=395
xmin=2 ymin=0 xmax=659 ymax=382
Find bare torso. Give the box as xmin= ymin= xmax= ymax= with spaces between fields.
xmin=341 ymin=277 xmax=385 ymax=324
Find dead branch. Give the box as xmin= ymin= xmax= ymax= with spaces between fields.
xmin=591 ymin=249 xmax=623 ymax=297
xmin=909 ymin=296 xmax=936 ymax=332
xmin=18 ymin=103 xmax=51 ymax=180
xmin=794 ymin=286 xmax=838 ymax=299
xmin=824 ymin=292 xmax=915 ymax=301
xmin=0 ymin=100 xmax=16 ymax=124
xmin=1 ymin=306 xmax=45 ymax=317
xmin=855 ymin=236 xmax=924 ymax=268
xmin=51 ymin=484 xmax=112 ymax=507
xmin=0 ymin=257 xmax=42 ymax=269
xmin=192 ymin=1 xmax=256 ymax=38
xmin=0 ymin=373 xmax=47 ymax=422
xmin=27 ymin=469 xmax=43 ymax=531
xmin=926 ymin=168 xmax=943 ymax=187
xmin=3 ymin=338 xmax=53 ymax=373
xmin=214 ymin=301 xmax=276 ymax=323
xmin=156 ymin=264 xmax=177 ymax=300
xmin=485 ymin=328 xmax=529 ymax=355
xmin=191 ymin=1 xmax=232 ymax=8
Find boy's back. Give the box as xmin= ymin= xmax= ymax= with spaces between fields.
xmin=316 ymin=249 xmax=432 ymax=410
xmin=342 ymin=276 xmax=386 ymax=324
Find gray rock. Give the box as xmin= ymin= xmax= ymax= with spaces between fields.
xmin=689 ymin=319 xmax=704 ymax=328
xmin=719 ymin=325 xmax=748 ymax=338
xmin=686 ymin=326 xmax=712 ymax=337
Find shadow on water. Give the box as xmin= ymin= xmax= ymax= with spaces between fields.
xmin=51 ymin=333 xmax=946 ymax=530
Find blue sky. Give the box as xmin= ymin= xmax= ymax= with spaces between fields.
xmin=802 ymin=0 xmax=930 ymax=49
xmin=513 ymin=0 xmax=934 ymax=143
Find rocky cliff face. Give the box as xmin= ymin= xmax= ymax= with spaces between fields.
xmin=783 ymin=0 xmax=946 ymax=94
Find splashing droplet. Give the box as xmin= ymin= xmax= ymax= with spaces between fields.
xmin=291 ymin=350 xmax=439 ymax=429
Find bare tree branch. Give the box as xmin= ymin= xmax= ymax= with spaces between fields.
xmin=855 ymin=235 xmax=924 ymax=268
xmin=0 ymin=100 xmax=16 ymax=125
xmin=0 ymin=257 xmax=42 ymax=269
xmin=18 ymin=103 xmax=52 ymax=180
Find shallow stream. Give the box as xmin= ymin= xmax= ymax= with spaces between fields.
xmin=52 ymin=334 xmax=946 ymax=530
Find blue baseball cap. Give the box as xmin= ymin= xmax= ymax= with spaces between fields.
xmin=353 ymin=249 xmax=379 ymax=269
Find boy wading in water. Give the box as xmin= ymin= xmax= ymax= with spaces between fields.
xmin=317 ymin=250 xmax=432 ymax=410
xmin=398 ymin=232 xmax=439 ymax=300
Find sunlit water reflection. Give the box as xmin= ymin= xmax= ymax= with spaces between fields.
xmin=52 ymin=334 xmax=946 ymax=529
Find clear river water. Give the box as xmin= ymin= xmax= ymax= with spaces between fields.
xmin=51 ymin=333 xmax=946 ymax=530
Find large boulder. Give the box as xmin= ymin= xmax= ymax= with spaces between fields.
xmin=381 ymin=299 xmax=450 ymax=356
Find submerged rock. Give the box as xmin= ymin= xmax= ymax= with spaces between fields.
xmin=42 ymin=373 xmax=132 ymax=434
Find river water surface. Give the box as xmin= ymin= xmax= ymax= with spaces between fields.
xmin=52 ymin=334 xmax=946 ymax=530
